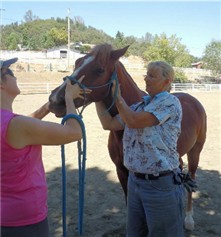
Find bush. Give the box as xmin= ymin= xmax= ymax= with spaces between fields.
xmin=174 ymin=69 xmax=189 ymax=83
xmin=79 ymin=45 xmax=91 ymax=54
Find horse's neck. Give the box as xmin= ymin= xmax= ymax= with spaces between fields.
xmin=116 ymin=62 xmax=146 ymax=105
xmin=103 ymin=62 xmax=146 ymax=116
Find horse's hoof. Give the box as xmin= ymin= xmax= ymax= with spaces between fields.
xmin=184 ymin=216 xmax=195 ymax=231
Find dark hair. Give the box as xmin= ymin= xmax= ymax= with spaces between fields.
xmin=1 ymin=68 xmax=14 ymax=82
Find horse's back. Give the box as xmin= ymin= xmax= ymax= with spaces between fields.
xmin=173 ymin=92 xmax=207 ymax=126
xmin=173 ymin=92 xmax=207 ymax=156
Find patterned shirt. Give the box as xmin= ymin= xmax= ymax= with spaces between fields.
xmin=117 ymin=91 xmax=182 ymax=175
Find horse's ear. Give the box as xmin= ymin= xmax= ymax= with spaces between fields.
xmin=111 ymin=45 xmax=130 ymax=61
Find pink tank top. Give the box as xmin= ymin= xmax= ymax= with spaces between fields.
xmin=1 ymin=109 xmax=48 ymax=226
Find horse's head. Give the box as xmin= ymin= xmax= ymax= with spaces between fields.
xmin=49 ymin=44 xmax=129 ymax=117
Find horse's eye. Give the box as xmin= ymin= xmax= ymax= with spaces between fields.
xmin=96 ymin=68 xmax=104 ymax=74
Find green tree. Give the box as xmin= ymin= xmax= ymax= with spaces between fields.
xmin=41 ymin=33 xmax=55 ymax=49
xmin=20 ymin=27 xmax=29 ymax=48
xmin=1 ymin=23 xmax=20 ymax=49
xmin=202 ymin=40 xmax=221 ymax=77
xmin=49 ymin=27 xmax=68 ymax=46
xmin=114 ymin=31 xmax=125 ymax=49
xmin=142 ymin=33 xmax=193 ymax=67
xmin=174 ymin=69 xmax=189 ymax=83
xmin=79 ymin=45 xmax=91 ymax=54
xmin=6 ymin=32 xmax=20 ymax=50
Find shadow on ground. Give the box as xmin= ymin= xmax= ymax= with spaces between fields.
xmin=47 ymin=165 xmax=126 ymax=237
xmin=46 ymin=165 xmax=221 ymax=237
xmin=185 ymin=167 xmax=221 ymax=237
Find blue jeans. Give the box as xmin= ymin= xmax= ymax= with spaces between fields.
xmin=126 ymin=172 xmax=185 ymax=237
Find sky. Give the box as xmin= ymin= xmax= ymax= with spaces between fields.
xmin=0 ymin=0 xmax=220 ymax=58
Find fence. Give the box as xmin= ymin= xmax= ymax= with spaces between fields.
xmin=18 ymin=83 xmax=60 ymax=94
xmin=171 ymin=83 xmax=221 ymax=92
xmin=17 ymin=83 xmax=221 ymax=95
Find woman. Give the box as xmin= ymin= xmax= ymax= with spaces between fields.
xmin=0 ymin=58 xmax=91 ymax=237
xmin=95 ymin=61 xmax=184 ymax=237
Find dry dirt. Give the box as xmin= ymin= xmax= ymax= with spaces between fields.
xmin=12 ymin=69 xmax=221 ymax=237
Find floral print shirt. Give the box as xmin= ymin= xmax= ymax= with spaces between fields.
xmin=117 ymin=91 xmax=182 ymax=175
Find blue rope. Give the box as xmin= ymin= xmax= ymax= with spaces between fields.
xmin=61 ymin=114 xmax=87 ymax=237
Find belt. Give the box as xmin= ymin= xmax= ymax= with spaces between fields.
xmin=134 ymin=171 xmax=173 ymax=180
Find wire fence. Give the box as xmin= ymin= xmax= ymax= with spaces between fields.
xmin=17 ymin=83 xmax=221 ymax=95
xmin=171 ymin=83 xmax=221 ymax=92
xmin=18 ymin=83 xmax=60 ymax=94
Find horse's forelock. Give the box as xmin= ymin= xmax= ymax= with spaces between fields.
xmin=91 ymin=44 xmax=113 ymax=66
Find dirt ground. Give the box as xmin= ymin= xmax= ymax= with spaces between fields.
xmin=12 ymin=69 xmax=221 ymax=237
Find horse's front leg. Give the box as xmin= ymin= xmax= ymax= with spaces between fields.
xmin=115 ymin=163 xmax=128 ymax=202
xmin=108 ymin=132 xmax=128 ymax=202
xmin=109 ymin=152 xmax=128 ymax=202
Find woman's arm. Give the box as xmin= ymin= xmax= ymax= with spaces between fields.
xmin=7 ymin=77 xmax=91 ymax=149
xmin=29 ymin=102 xmax=50 ymax=119
xmin=115 ymin=97 xmax=158 ymax=128
xmin=113 ymin=82 xmax=159 ymax=129
xmin=95 ymin=101 xmax=124 ymax=131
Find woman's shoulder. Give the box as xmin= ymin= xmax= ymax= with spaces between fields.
xmin=1 ymin=109 xmax=17 ymax=129
xmin=9 ymin=114 xmax=40 ymax=131
xmin=164 ymin=92 xmax=181 ymax=103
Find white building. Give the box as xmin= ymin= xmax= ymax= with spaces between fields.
xmin=46 ymin=45 xmax=84 ymax=60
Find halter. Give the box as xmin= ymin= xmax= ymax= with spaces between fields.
xmin=66 ymin=69 xmax=119 ymax=115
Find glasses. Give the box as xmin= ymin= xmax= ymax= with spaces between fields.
xmin=144 ymin=73 xmax=155 ymax=81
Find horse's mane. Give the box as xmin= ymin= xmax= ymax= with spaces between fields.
xmin=116 ymin=61 xmax=146 ymax=94
xmin=90 ymin=43 xmax=113 ymax=65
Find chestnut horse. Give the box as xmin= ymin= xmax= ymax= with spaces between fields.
xmin=49 ymin=44 xmax=207 ymax=230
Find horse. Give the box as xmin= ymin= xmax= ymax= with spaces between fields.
xmin=48 ymin=43 xmax=207 ymax=231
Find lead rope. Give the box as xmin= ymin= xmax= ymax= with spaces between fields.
xmin=105 ymin=70 xmax=119 ymax=113
xmin=61 ymin=114 xmax=87 ymax=237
